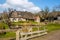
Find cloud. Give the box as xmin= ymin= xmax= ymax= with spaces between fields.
xmin=0 ymin=0 xmax=41 ymax=13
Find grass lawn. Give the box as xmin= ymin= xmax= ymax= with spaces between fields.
xmin=45 ymin=23 xmax=60 ymax=32
xmin=32 ymin=23 xmax=60 ymax=32
xmin=11 ymin=21 xmax=38 ymax=26
xmin=0 ymin=22 xmax=60 ymax=38
xmin=0 ymin=22 xmax=9 ymax=29
xmin=0 ymin=32 xmax=15 ymax=38
xmin=0 ymin=22 xmax=15 ymax=38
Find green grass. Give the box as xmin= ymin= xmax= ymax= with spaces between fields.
xmin=0 ymin=32 xmax=15 ymax=38
xmin=45 ymin=23 xmax=60 ymax=32
xmin=32 ymin=27 xmax=45 ymax=31
xmin=32 ymin=27 xmax=38 ymax=31
xmin=0 ymin=22 xmax=15 ymax=38
xmin=0 ymin=22 xmax=9 ymax=29
xmin=32 ymin=23 xmax=60 ymax=32
xmin=11 ymin=21 xmax=38 ymax=26
xmin=39 ymin=27 xmax=45 ymax=30
xmin=0 ymin=22 xmax=60 ymax=38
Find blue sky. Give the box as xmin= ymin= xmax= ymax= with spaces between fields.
xmin=0 ymin=0 xmax=60 ymax=13
xmin=0 ymin=0 xmax=6 ymax=4
xmin=29 ymin=0 xmax=60 ymax=9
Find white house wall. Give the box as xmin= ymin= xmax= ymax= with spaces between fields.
xmin=10 ymin=18 xmax=26 ymax=22
xmin=10 ymin=18 xmax=18 ymax=22
xmin=10 ymin=18 xmax=13 ymax=22
xmin=14 ymin=18 xmax=19 ymax=22
xmin=20 ymin=18 xmax=26 ymax=21
xmin=35 ymin=17 xmax=40 ymax=23
xmin=36 ymin=18 xmax=40 ymax=22
xmin=57 ymin=17 xmax=60 ymax=20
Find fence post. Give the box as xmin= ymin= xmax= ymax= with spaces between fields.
xmin=16 ymin=30 xmax=20 ymax=40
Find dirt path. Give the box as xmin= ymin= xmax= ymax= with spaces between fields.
xmin=30 ymin=30 xmax=60 ymax=40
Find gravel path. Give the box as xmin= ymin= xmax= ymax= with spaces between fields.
xmin=30 ymin=30 xmax=60 ymax=40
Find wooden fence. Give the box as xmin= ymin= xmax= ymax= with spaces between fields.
xmin=16 ymin=26 xmax=47 ymax=40
xmin=0 ymin=25 xmax=47 ymax=40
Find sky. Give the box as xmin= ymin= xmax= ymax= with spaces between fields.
xmin=0 ymin=0 xmax=60 ymax=13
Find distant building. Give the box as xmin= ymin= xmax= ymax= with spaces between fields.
xmin=9 ymin=11 xmax=40 ymax=22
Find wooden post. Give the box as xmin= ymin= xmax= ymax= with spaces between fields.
xmin=16 ymin=30 xmax=20 ymax=40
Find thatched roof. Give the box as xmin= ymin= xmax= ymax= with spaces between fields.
xmin=9 ymin=11 xmax=35 ymax=19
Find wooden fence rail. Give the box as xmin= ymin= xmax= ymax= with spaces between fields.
xmin=16 ymin=29 xmax=47 ymax=40
xmin=20 ymin=30 xmax=47 ymax=40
